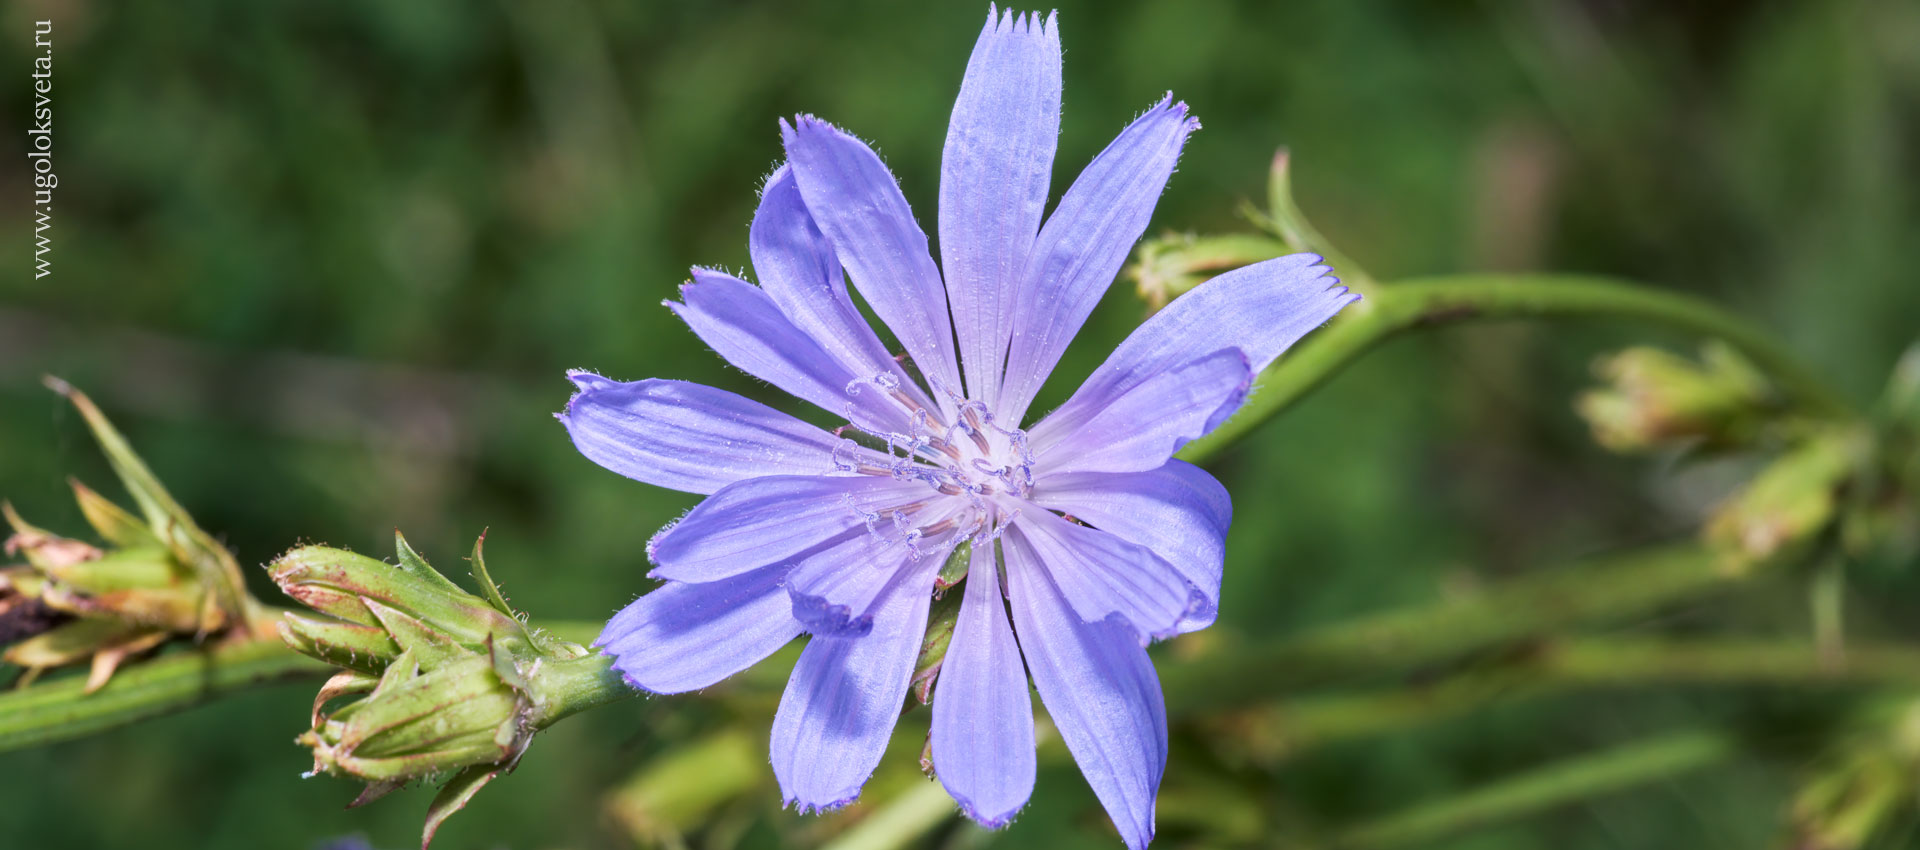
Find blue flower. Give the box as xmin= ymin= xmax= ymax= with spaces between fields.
xmin=560 ymin=7 xmax=1356 ymax=847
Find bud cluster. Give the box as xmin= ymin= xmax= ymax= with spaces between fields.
xmin=273 ymin=533 xmax=621 ymax=847
xmin=1576 ymin=343 xmax=1778 ymax=454
xmin=2 ymin=381 xmax=258 ymax=690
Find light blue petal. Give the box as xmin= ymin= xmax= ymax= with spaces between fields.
xmin=783 ymin=116 xmax=963 ymax=408
xmin=771 ymin=567 xmax=936 ymax=812
xmin=939 ymin=8 xmax=1060 ymax=405
xmin=558 ymin=373 xmax=885 ymax=495
xmin=671 ymin=269 xmax=912 ymax=435
xmin=1029 ymin=460 xmax=1230 ymax=634
xmin=1006 ymin=508 xmax=1196 ymax=641
xmin=1005 ymin=538 xmax=1165 ymax=850
xmin=597 ymin=564 xmax=804 ymax=694
xmin=648 ymin=474 xmax=929 ymax=584
xmin=751 ymin=166 xmax=940 ymax=415
xmin=784 ymin=513 xmax=960 ymax=638
xmin=1030 ymin=348 xmax=1251 ymax=476
xmin=998 ymin=97 xmax=1199 ymax=425
xmin=932 ymin=540 xmax=1036 ymax=827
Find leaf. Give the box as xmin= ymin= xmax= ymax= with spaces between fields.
xmin=422 ymin=764 xmax=500 ymax=849
xmin=349 ymin=778 xmax=407 ymax=809
xmin=911 ymin=586 xmax=965 ymax=705
xmin=467 ymin=530 xmax=515 ymax=618
xmin=363 ymin=598 xmax=474 ymax=670
xmin=312 ymin=669 xmax=381 ymax=727
xmin=1260 ymin=147 xmax=1372 ymax=292
xmin=44 ymin=379 xmax=191 ymax=539
xmin=393 ymin=532 xmax=467 ymax=599
xmin=3 ymin=617 xmax=150 ymax=669
xmin=1129 ymin=233 xmax=1290 ymax=310
xmin=934 ymin=540 xmax=970 ymax=593
xmin=84 ymin=629 xmax=168 ymax=693
xmin=69 ymin=480 xmax=159 ymax=549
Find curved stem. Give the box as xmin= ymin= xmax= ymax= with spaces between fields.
xmin=1180 ymin=274 xmax=1850 ymax=465
xmin=0 ymin=616 xmax=610 ymax=752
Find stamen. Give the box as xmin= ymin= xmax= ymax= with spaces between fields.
xmin=841 ymin=493 xmax=882 ymax=533
xmin=830 ymin=437 xmax=862 ymax=473
xmin=958 ymin=401 xmax=995 ymax=454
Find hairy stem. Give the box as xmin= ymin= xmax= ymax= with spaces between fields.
xmin=1180 ymin=274 xmax=1850 ymax=465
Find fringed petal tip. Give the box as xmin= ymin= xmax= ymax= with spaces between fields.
xmin=983 ymin=4 xmax=1058 ymax=38
xmin=1138 ymin=93 xmax=1200 ymax=135
xmin=779 ymin=113 xmax=838 ymax=146
xmin=642 ymin=513 xmax=684 ymax=566
xmin=783 ymin=793 xmax=861 ymax=817
xmin=558 ymin=369 xmax=616 ymax=418
xmin=953 ymin=792 xmax=1026 ymax=830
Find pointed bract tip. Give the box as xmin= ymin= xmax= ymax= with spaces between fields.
xmin=40 ymin=374 xmax=74 ymax=397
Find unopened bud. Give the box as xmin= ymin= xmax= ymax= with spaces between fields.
xmin=270 ymin=535 xmax=531 ymax=656
xmin=0 ymin=382 xmax=264 ymax=690
xmin=1792 ymin=698 xmax=1920 ymax=850
xmin=1577 ymin=343 xmax=1775 ymax=453
xmin=281 ymin=532 xmax=624 ymax=848
xmin=301 ymin=647 xmax=531 ymax=785
xmin=1705 ymin=428 xmax=1858 ymax=570
xmin=1129 ymin=233 xmax=1290 ymax=311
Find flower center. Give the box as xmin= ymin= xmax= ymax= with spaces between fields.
xmin=831 ymin=379 xmax=1035 ymax=547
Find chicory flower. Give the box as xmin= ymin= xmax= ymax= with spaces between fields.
xmin=561 ymin=7 xmax=1356 ymax=847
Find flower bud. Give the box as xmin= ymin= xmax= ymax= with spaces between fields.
xmin=0 ymin=381 xmax=265 ymax=690
xmin=269 ymin=534 xmax=532 ymax=659
xmin=1705 ymin=428 xmax=1859 ymax=571
xmin=1577 ymin=343 xmax=1776 ymax=453
xmin=300 ymin=648 xmax=531 ymax=785
xmin=1129 ymin=233 xmax=1290 ymax=311
xmin=1792 ymin=698 xmax=1920 ymax=850
xmin=280 ymin=531 xmax=623 ymax=848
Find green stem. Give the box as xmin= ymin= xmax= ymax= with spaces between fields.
xmin=0 ymin=634 xmax=327 ymax=752
xmin=530 ymin=650 xmax=631 ymax=725
xmin=1163 ymin=543 xmax=1746 ymax=715
xmin=1332 ymin=728 xmax=1737 ymax=849
xmin=0 ymin=617 xmax=610 ymax=751
xmin=1180 ymin=274 xmax=1850 ymax=465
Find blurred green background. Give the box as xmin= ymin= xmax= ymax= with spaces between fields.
xmin=2 ymin=0 xmax=1916 ymax=848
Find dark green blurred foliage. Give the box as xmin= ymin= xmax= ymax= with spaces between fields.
xmin=1 ymin=0 xmax=1915 ymax=847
